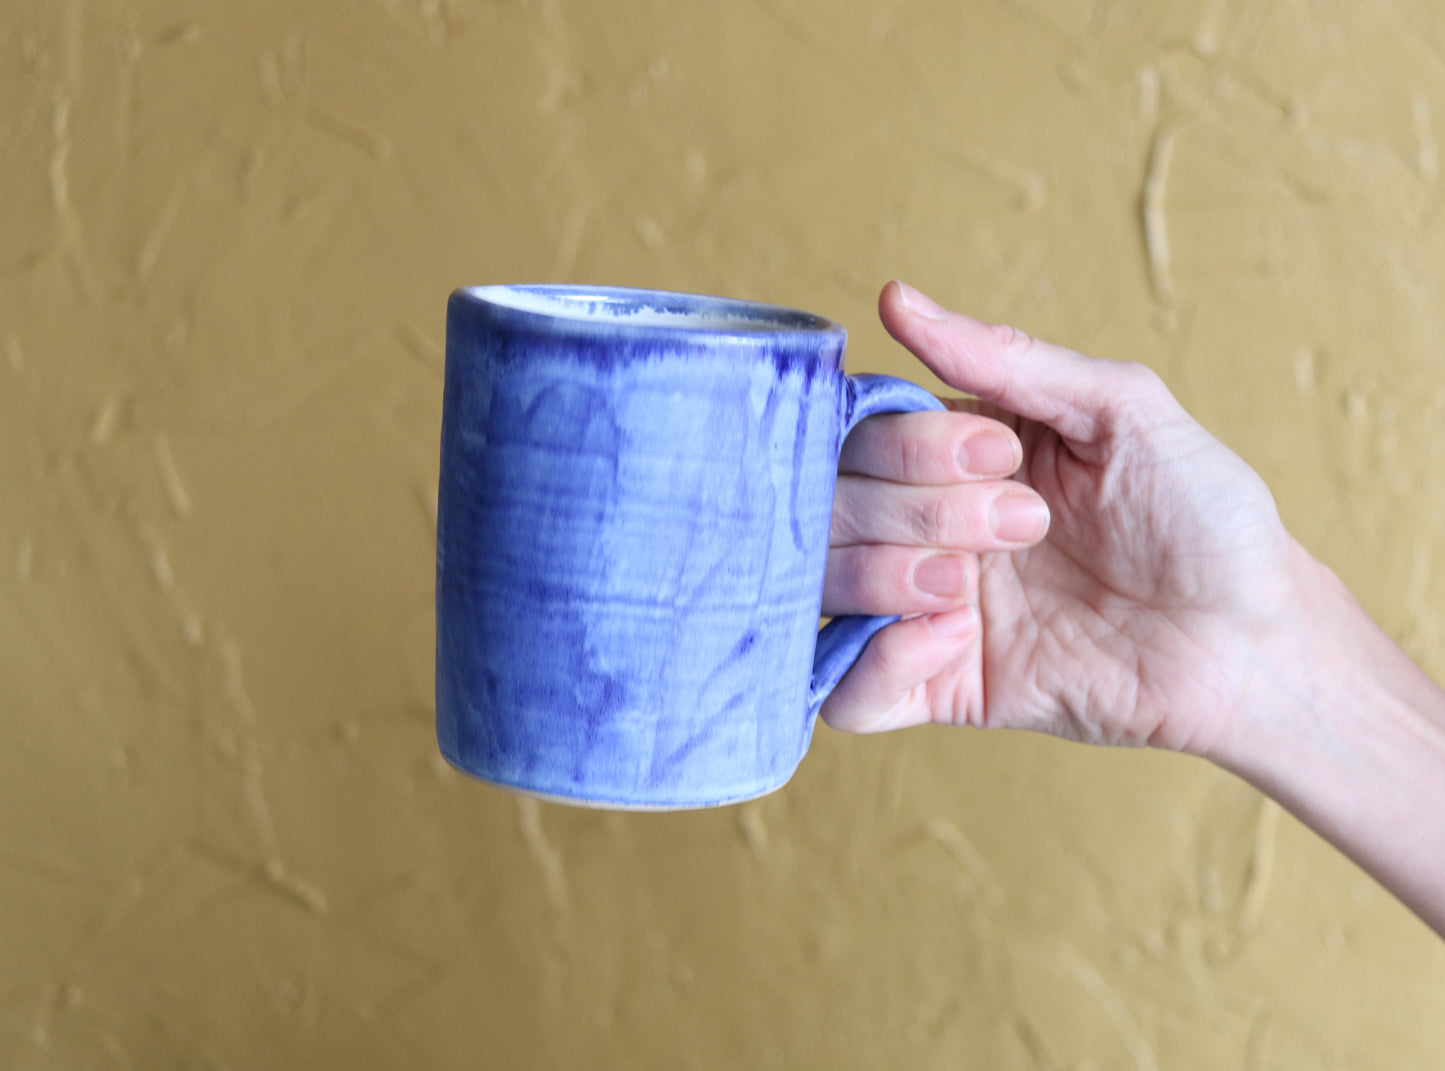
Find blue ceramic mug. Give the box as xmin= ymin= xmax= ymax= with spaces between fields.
xmin=437 ymin=285 xmax=942 ymax=809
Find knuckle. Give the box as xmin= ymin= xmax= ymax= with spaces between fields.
xmin=914 ymin=495 xmax=960 ymax=547
xmin=895 ymin=432 xmax=928 ymax=483
xmin=913 ymin=488 xmax=983 ymax=549
xmin=1105 ymin=362 xmax=1172 ymax=431
xmin=988 ymin=320 xmax=1033 ymax=356
xmin=1121 ymin=361 xmax=1165 ymax=397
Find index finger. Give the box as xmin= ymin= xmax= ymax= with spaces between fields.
xmin=879 ymin=281 xmax=1139 ymax=446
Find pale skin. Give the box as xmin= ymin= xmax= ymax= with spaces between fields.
xmin=823 ymin=280 xmax=1445 ymax=937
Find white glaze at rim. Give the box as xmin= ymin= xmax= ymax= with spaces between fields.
xmin=461 ymin=283 xmax=840 ymax=334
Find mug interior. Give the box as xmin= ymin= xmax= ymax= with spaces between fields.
xmin=462 ymin=284 xmax=838 ymax=335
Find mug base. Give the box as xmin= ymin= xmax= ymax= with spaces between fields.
xmin=438 ymin=752 xmax=793 ymax=811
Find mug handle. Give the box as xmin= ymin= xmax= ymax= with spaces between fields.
xmin=808 ymin=374 xmax=947 ymax=717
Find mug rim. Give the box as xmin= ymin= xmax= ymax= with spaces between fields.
xmin=453 ymin=283 xmax=845 ymax=339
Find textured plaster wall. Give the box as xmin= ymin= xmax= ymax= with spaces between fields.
xmin=3 ymin=0 xmax=1445 ymax=1067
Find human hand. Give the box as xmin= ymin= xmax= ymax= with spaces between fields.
xmin=821 ymin=281 xmax=1301 ymax=759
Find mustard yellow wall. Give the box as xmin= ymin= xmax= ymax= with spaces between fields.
xmin=4 ymin=0 xmax=1445 ymax=1066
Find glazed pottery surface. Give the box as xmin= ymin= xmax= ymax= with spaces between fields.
xmin=437 ymin=285 xmax=942 ymax=808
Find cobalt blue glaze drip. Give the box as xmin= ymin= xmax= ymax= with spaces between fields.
xmin=437 ymin=285 xmax=943 ymax=809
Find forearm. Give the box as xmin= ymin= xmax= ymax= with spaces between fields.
xmin=1211 ymin=542 xmax=1445 ymax=937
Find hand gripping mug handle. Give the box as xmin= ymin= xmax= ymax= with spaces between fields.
xmin=808 ymin=374 xmax=946 ymax=717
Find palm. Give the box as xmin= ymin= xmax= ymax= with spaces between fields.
xmin=937 ymin=401 xmax=1293 ymax=753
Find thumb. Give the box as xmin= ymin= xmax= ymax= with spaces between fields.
xmin=879 ymin=281 xmax=1158 ymax=446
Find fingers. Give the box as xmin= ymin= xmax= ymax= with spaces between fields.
xmin=879 ymin=280 xmax=1165 ymax=445
xmin=838 ymin=409 xmax=1022 ymax=484
xmin=821 ymin=545 xmax=978 ymax=617
xmin=818 ymin=609 xmax=977 ymax=733
xmin=832 ymin=476 xmax=1050 ymax=551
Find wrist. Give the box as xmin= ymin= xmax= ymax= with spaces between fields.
xmin=1207 ymin=539 xmax=1445 ymax=933
xmin=1210 ymin=540 xmax=1441 ymax=783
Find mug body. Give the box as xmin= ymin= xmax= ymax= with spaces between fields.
xmin=437 ymin=285 xmax=849 ymax=808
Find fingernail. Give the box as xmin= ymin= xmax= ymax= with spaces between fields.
xmin=959 ymin=431 xmax=1019 ymax=476
xmin=990 ymin=491 xmax=1050 ymax=543
xmin=894 ymin=281 xmax=948 ymax=321
xmin=913 ymin=554 xmax=967 ymax=598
